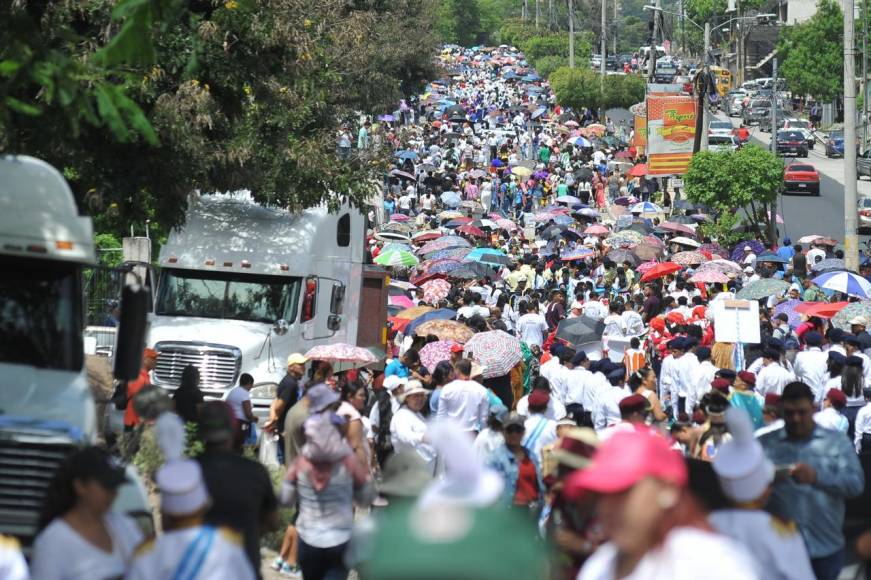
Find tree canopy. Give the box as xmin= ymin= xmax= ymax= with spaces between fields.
xmin=1 ymin=0 xmax=439 ymax=239
xmin=684 ymin=144 xmax=783 ymax=243
xmin=550 ymin=67 xmax=646 ymax=111
xmin=778 ymin=0 xmax=844 ymax=102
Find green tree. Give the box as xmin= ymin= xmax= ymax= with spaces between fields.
xmin=602 ymin=74 xmax=646 ymax=108
xmin=778 ymin=0 xmax=844 ymax=101
xmin=438 ymin=0 xmax=484 ymax=46
xmin=1 ymin=0 xmax=439 ymax=238
xmin=685 ymin=144 xmax=783 ymax=243
xmin=550 ymin=67 xmax=603 ymax=111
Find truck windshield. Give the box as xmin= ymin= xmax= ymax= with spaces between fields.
xmin=0 ymin=256 xmax=83 ymax=370
xmin=155 ymin=268 xmax=302 ymax=323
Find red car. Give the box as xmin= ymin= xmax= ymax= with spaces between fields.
xmin=783 ymin=162 xmax=820 ymax=196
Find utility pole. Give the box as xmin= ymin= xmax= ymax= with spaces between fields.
xmin=536 ymin=0 xmax=541 ymax=28
xmin=569 ymin=0 xmax=576 ymax=68
xmin=648 ymin=0 xmax=661 ymax=81
xmin=863 ymin=0 xmax=868 ymax=152
xmin=736 ymin=0 xmax=743 ymax=85
xmin=523 ymin=0 xmax=528 ymax=22
xmin=701 ymin=21 xmax=711 ymax=150
xmin=769 ymin=57 xmax=779 ymax=244
xmin=549 ymin=0 xmax=557 ymax=29
xmin=601 ymin=0 xmax=608 ymax=81
xmin=613 ymin=0 xmax=619 ymax=55
xmin=846 ymin=0 xmax=860 ymax=270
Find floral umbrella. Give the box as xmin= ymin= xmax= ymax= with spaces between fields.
xmin=413 ymin=319 xmax=475 ymax=343
xmin=696 ymin=259 xmax=743 ymax=275
xmin=773 ymin=299 xmax=803 ymax=328
xmin=439 ymin=210 xmax=464 ymax=220
xmin=457 ymin=224 xmax=487 ymax=238
xmin=412 ymin=231 xmax=442 ymax=242
xmin=643 ymin=235 xmax=665 ymax=248
xmin=699 ymin=242 xmax=728 ymax=258
xmin=584 ymin=224 xmax=610 ymax=235
xmin=831 ymin=302 xmax=871 ymax=330
xmin=421 ymin=278 xmax=452 ymax=303
xmin=304 ymin=343 xmax=378 ymax=366
xmin=496 ymin=218 xmax=519 ymax=231
xmin=422 ymin=258 xmax=465 ymax=275
xmin=671 ymin=251 xmax=708 ymax=266
xmin=374 ymin=249 xmax=419 ymax=268
xmin=405 ymin=308 xmax=458 ymax=336
xmin=464 ymin=330 xmax=522 ymax=378
xmin=735 ymin=279 xmax=790 ymax=300
xmin=381 ymin=221 xmax=412 ymax=234
xmin=606 ymin=249 xmax=639 ymax=265
xmin=419 ymin=340 xmax=457 ymax=371
xmin=562 ymin=247 xmax=596 ymax=261
xmin=605 ymin=230 xmax=644 ymax=247
xmin=418 ymin=236 xmax=471 ymax=255
xmin=688 ymin=270 xmax=730 ymax=284
xmin=424 ymin=247 xmax=471 ymax=261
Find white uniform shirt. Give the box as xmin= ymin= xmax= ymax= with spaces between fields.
xmin=813 ymin=407 xmax=849 ymax=432
xmin=517 ymin=312 xmax=549 ymax=347
xmin=582 ymin=301 xmax=608 ymax=321
xmin=563 ymin=367 xmax=593 ymax=407
xmin=792 ymin=347 xmax=828 ymax=405
xmin=539 ymin=357 xmax=562 ymax=386
xmin=577 ymin=527 xmax=759 ymax=580
xmin=756 ymin=362 xmax=796 ymax=397
xmin=688 ymin=360 xmax=718 ymax=413
xmin=709 ymin=509 xmax=815 ymax=580
xmin=594 ymin=386 xmax=631 ymax=433
xmin=659 ymin=354 xmax=682 ymax=402
xmin=549 ymin=364 xmax=573 ymax=405
xmin=521 ymin=414 xmax=558 ymax=464
xmin=436 ymin=379 xmax=490 ymax=432
xmin=127 ymin=526 xmax=255 ymax=580
xmin=390 ymin=406 xmax=437 ymax=471
xmin=676 ymin=352 xmax=700 ymax=399
xmin=515 ymin=395 xmax=566 ymax=421
xmin=853 ymin=402 xmax=871 ymax=453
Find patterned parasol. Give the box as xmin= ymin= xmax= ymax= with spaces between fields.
xmin=773 ymin=299 xmax=803 ymax=328
xmin=671 ymin=251 xmax=708 ymax=266
xmin=606 ymin=249 xmax=639 ymax=265
xmin=464 ymin=330 xmax=523 ymax=378
xmin=696 ymin=259 xmax=743 ymax=275
xmin=421 ymin=279 xmax=452 ymax=303
xmin=729 ymin=240 xmax=765 ymax=262
xmin=735 ymin=279 xmax=790 ymax=300
xmin=657 ymin=221 xmax=696 ymax=236
xmin=633 ymin=244 xmax=662 ymax=261
xmin=374 ymin=249 xmax=419 ymax=268
xmin=832 ymin=301 xmax=871 ymax=330
xmin=422 ymin=259 xmax=464 ymax=275
xmin=562 ymin=247 xmax=596 ymax=261
xmin=404 ymin=308 xmax=458 ymax=336
xmin=605 ymin=230 xmax=644 ymax=247
xmin=699 ymin=242 xmax=728 ymax=257
xmin=688 ymin=270 xmax=730 ymax=284
xmin=418 ymin=236 xmax=472 ymax=255
xmin=637 ymin=261 xmax=660 ymax=274
xmin=304 ymin=343 xmax=378 ymax=366
xmin=584 ymin=224 xmax=610 ymax=235
xmin=419 ymin=340 xmax=457 ymax=371
xmin=424 ymin=247 xmax=471 ymax=261
xmin=413 ymin=319 xmax=475 ymax=343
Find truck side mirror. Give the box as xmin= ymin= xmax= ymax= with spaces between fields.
xmin=114 ymin=283 xmax=150 ymax=381
xmin=330 ymin=283 xmax=346 ymax=315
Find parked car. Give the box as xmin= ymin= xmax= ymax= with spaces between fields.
xmin=654 ymin=61 xmax=678 ymax=83
xmin=780 ymin=118 xmax=815 ymax=149
xmin=708 ymin=120 xmax=735 ymax=138
xmin=725 ymin=90 xmax=746 ymax=116
xmin=777 ymin=130 xmax=809 ymax=157
xmin=825 ymin=130 xmax=845 ymax=157
xmin=708 ymin=135 xmax=740 ymax=152
xmin=859 ymin=197 xmax=871 ymax=232
xmin=859 ymin=149 xmax=871 ymax=179
xmin=783 ymin=162 xmax=820 ymax=195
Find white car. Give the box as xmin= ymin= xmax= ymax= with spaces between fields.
xmin=781 ymin=118 xmax=815 ymax=149
xmin=708 ymin=120 xmax=735 ymax=138
xmin=859 ymin=197 xmax=871 ymax=231
xmin=708 ymin=135 xmax=740 ymax=152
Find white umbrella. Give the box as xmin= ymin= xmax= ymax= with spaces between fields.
xmin=669 ymin=236 xmax=701 ymax=248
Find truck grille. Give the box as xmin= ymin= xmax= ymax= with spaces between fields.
xmin=153 ymin=342 xmax=242 ymax=390
xmin=0 ymin=439 xmax=74 ymax=546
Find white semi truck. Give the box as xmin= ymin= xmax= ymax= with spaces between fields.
xmin=0 ymin=155 xmax=151 ymax=547
xmin=146 ymin=193 xmax=390 ymax=417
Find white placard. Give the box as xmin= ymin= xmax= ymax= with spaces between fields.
xmin=712 ymin=299 xmax=761 ymax=344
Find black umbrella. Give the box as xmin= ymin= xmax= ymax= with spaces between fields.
xmin=447 ymin=267 xmax=479 ymax=280
xmin=460 ymin=261 xmax=496 ymax=277
xmin=574 ymin=167 xmax=594 ymax=180
xmin=626 ymin=221 xmax=653 ymax=234
xmin=673 ymin=199 xmax=703 ymax=210
xmin=445 ymin=105 xmax=465 ymax=116
xmin=668 ymin=215 xmax=697 ymax=225
xmin=556 ymin=316 xmax=606 ymax=347
xmin=539 ymin=225 xmax=565 ymax=240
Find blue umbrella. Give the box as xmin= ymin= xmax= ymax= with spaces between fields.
xmin=426 ymin=247 xmax=470 ymax=260
xmin=381 ymin=242 xmax=412 ymax=254
xmin=395 ymin=150 xmax=419 ymax=161
xmin=531 ymin=107 xmax=547 ymax=119
xmin=552 ymin=214 xmax=575 ymax=226
xmin=465 ymin=247 xmax=510 ymax=266
xmin=440 ymin=191 xmax=461 ymax=207
xmin=756 ymin=252 xmax=788 ymax=264
xmin=405 ymin=308 xmax=458 ymax=336
xmin=491 ymin=158 xmax=505 ymax=167
xmin=568 ymin=136 xmax=592 ymax=147
xmin=812 ymin=271 xmax=871 ymax=299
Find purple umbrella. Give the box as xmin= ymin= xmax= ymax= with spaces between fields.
xmin=426 ymin=247 xmax=471 ymax=260
xmin=491 ymin=158 xmax=505 ymax=167
xmin=773 ymin=299 xmax=802 ymax=328
xmin=729 ymin=240 xmax=766 ymax=262
xmin=378 ymin=114 xmax=395 ymax=122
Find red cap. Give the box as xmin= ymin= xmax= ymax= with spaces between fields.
xmin=764 ymin=393 xmax=781 ymax=407
xmin=737 ymin=370 xmax=756 ymax=386
xmin=450 ymin=343 xmax=464 ymax=353
xmin=666 ymin=311 xmax=686 ymax=325
xmin=711 ymin=378 xmax=731 ymax=394
xmin=618 ymin=394 xmax=650 ymax=413
xmin=826 ymin=388 xmax=847 ymax=409
xmin=528 ymin=389 xmax=550 ymax=408
xmin=650 ymin=317 xmax=666 ymax=332
xmin=565 ymin=427 xmax=687 ymax=496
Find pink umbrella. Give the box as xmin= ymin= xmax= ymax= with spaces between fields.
xmin=421 ymin=278 xmax=452 ymax=303
xmin=584 ymin=224 xmax=610 ymax=235
xmin=419 ymin=340 xmax=457 ymax=371
xmin=688 ymin=270 xmax=730 ymax=284
xmin=658 ymin=221 xmax=696 ymax=236
xmin=390 ymin=213 xmax=410 ymax=222
xmin=304 ymin=343 xmax=378 ymax=366
xmin=389 ymin=295 xmax=415 ymax=309
xmin=496 ymin=218 xmax=519 ymax=231
xmin=637 ymin=261 xmax=660 ymax=274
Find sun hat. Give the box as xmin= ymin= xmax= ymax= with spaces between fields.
xmin=551 ymin=428 xmax=599 ymax=469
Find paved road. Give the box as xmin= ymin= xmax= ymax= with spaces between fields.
xmin=715 ymin=113 xmax=871 ymax=244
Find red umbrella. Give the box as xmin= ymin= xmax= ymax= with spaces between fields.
xmin=640 ymin=261 xmax=683 ymax=283
xmin=628 ymin=163 xmax=648 ymax=177
xmin=457 ymin=224 xmax=486 ymax=238
xmin=794 ymin=301 xmax=850 ymax=318
xmin=614 ymin=150 xmax=634 ymax=159
xmin=637 ymin=261 xmax=660 ymax=274
xmin=412 ymin=231 xmax=442 ymax=242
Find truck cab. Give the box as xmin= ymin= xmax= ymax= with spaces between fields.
xmin=0 ymin=155 xmax=151 ymax=547
xmin=147 ymin=193 xmax=389 ymax=420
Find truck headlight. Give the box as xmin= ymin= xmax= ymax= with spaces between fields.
xmin=250 ymin=383 xmax=278 ymax=400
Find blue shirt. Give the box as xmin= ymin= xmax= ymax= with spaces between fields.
xmin=777 ymin=245 xmax=796 ymax=261
xmin=485 ymin=443 xmax=544 ymax=507
xmin=384 ymin=359 xmax=409 ymax=378
xmin=759 ymin=425 xmax=864 ymax=557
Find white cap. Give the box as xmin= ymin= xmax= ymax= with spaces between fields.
xmin=570 ymin=300 xmax=583 ymax=310
xmin=712 ymin=408 xmax=775 ymax=503
xmin=743 ymin=266 xmax=754 ymax=273
xmin=849 ymin=316 xmax=868 ymax=326
xmin=156 ymin=460 xmax=210 ymax=516
xmin=384 ymin=375 xmax=408 ymax=392
xmin=743 ymin=245 xmax=752 ymax=251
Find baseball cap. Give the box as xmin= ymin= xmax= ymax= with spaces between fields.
xmin=450 ymin=343 xmax=465 ymax=354
xmin=287 ymin=353 xmax=309 ymax=366
xmin=565 ymin=427 xmax=687 ymax=496
xmin=503 ymin=412 xmax=525 ymax=429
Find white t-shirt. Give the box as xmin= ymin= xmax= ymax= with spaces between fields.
xmin=517 ymin=312 xmax=548 ymax=347
xmin=225 ymin=386 xmax=251 ymax=421
xmin=30 ymin=512 xmax=143 ymax=580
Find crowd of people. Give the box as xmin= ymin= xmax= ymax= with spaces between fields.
xmin=6 ymin=44 xmax=871 ymax=580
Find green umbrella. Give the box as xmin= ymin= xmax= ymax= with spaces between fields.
xmin=831 ymin=301 xmax=871 ymax=331
xmin=375 ymin=249 xmax=420 ymax=268
xmin=735 ymin=279 xmax=790 ymax=300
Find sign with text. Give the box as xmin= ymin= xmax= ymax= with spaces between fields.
xmin=712 ymin=299 xmax=761 ymax=344
xmin=646 ymin=94 xmax=696 ymax=176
